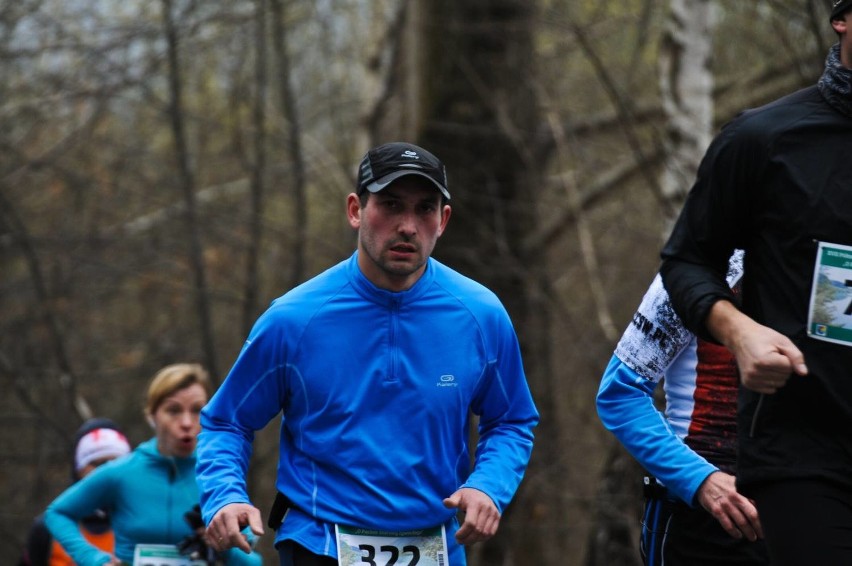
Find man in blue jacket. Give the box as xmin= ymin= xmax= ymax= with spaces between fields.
xmin=196 ymin=141 xmax=539 ymax=566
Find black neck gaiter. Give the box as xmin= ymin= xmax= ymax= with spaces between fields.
xmin=817 ymin=43 xmax=852 ymax=119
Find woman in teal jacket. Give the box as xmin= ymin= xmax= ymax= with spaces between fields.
xmin=45 ymin=363 xmax=262 ymax=566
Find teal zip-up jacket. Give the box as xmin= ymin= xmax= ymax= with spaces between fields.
xmin=197 ymin=252 xmax=539 ymax=564
xmin=44 ymin=438 xmax=262 ymax=565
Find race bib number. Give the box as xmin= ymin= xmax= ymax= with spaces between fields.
xmin=133 ymin=544 xmax=207 ymax=566
xmin=335 ymin=525 xmax=448 ymax=566
xmin=807 ymin=241 xmax=852 ymax=346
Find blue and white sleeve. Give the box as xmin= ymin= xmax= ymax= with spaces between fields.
xmin=596 ymin=355 xmax=716 ymax=505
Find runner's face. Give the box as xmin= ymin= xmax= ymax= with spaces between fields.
xmin=348 ymin=178 xmax=450 ymax=292
xmin=151 ymin=383 xmax=207 ymax=458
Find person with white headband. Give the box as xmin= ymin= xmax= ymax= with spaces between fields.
xmin=44 ymin=364 xmax=263 ymax=565
xmin=19 ymin=418 xmax=131 ymax=566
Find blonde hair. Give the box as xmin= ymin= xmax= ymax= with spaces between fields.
xmin=145 ymin=363 xmax=212 ymax=417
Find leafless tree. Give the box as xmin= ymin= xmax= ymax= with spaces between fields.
xmin=161 ymin=0 xmax=220 ymax=381
xmin=241 ymin=0 xmax=269 ymax=338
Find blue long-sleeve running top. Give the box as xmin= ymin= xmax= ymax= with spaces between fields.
xmin=196 ymin=252 xmax=539 ymax=561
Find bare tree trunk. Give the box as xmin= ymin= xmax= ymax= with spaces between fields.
xmin=270 ymin=0 xmax=308 ymax=290
xmin=242 ymin=0 xmax=269 ymax=339
xmin=161 ymin=0 xmax=219 ymax=381
xmin=659 ymin=0 xmax=716 ymax=227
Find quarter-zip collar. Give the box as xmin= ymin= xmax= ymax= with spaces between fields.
xmin=346 ymin=251 xmax=435 ymax=306
xmin=136 ymin=437 xmax=197 ymax=539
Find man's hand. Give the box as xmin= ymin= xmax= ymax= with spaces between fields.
xmin=707 ymin=300 xmax=808 ymax=394
xmin=205 ymin=502 xmax=264 ymax=554
xmin=443 ymin=488 xmax=501 ymax=545
xmin=696 ymin=471 xmax=762 ymax=541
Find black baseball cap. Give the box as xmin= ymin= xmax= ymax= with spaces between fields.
xmin=356 ymin=142 xmax=450 ymax=200
xmin=832 ymin=0 xmax=852 ymax=19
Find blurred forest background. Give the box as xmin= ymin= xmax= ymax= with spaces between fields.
xmin=0 ymin=0 xmax=839 ymax=563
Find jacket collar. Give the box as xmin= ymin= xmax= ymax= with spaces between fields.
xmin=346 ymin=252 xmax=435 ymax=306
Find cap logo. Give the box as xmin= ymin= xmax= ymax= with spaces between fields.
xmin=402 ymin=150 xmax=419 ymax=159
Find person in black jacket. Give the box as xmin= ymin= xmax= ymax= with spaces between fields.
xmin=18 ymin=418 xmax=131 ymax=566
xmin=659 ymin=2 xmax=852 ymax=565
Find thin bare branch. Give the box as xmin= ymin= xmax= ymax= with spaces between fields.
xmin=541 ymin=105 xmax=619 ymax=342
